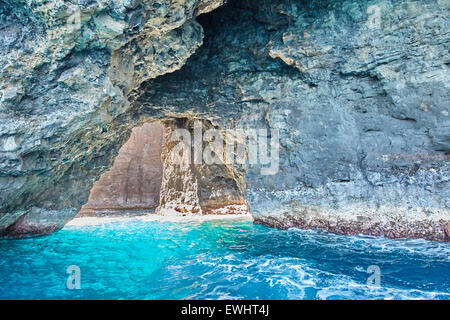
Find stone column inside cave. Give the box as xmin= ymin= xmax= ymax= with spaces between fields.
xmin=78 ymin=119 xmax=248 ymax=217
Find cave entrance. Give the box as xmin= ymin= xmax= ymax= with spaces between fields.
xmin=78 ymin=119 xmax=249 ymax=217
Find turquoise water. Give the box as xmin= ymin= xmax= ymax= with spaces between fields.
xmin=0 ymin=219 xmax=448 ymax=300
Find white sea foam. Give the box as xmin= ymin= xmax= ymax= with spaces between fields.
xmin=64 ymin=213 xmax=253 ymax=227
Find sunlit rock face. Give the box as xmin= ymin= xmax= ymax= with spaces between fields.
xmin=78 ymin=118 xmax=248 ymax=217
xmin=79 ymin=122 xmax=164 ymax=215
xmin=156 ymin=118 xmax=248 ymax=216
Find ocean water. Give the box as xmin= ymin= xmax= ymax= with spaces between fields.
xmin=0 ymin=218 xmax=448 ymax=300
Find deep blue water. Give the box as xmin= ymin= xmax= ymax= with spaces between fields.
xmin=0 ymin=218 xmax=448 ymax=300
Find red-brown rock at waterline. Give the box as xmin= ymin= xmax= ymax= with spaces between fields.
xmin=252 ymin=204 xmax=450 ymax=242
xmin=445 ymin=223 xmax=450 ymax=241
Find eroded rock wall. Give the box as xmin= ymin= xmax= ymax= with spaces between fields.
xmin=0 ymin=0 xmax=224 ymax=236
xmin=156 ymin=118 xmax=248 ymax=216
xmin=134 ymin=0 xmax=450 ymax=240
xmin=77 ymin=118 xmax=247 ymax=217
xmin=1 ymin=0 xmax=449 ymax=240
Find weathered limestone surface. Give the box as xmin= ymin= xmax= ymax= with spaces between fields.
xmin=1 ymin=0 xmax=449 ymax=240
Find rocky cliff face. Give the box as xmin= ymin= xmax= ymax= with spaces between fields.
xmin=0 ymin=0 xmax=223 ymax=236
xmin=155 ymin=118 xmax=248 ymax=216
xmin=78 ymin=119 xmax=248 ymax=217
xmin=134 ymin=0 xmax=450 ymax=241
xmin=1 ymin=0 xmax=449 ymax=240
